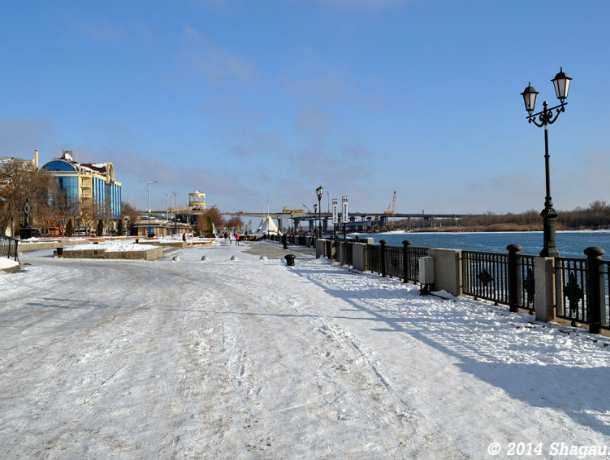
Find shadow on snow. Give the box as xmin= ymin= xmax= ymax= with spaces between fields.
xmin=289 ymin=260 xmax=610 ymax=437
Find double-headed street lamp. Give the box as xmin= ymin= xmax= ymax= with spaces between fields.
xmin=341 ymin=195 xmax=349 ymax=240
xmin=315 ymin=186 xmax=324 ymax=238
xmin=332 ymin=198 xmax=338 ymax=239
xmin=521 ymin=67 xmax=572 ymax=257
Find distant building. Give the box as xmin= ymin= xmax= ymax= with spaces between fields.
xmin=41 ymin=151 xmax=123 ymax=224
xmin=188 ymin=191 xmax=206 ymax=209
xmin=132 ymin=216 xmax=191 ymax=238
xmin=0 ymin=149 xmax=39 ymax=170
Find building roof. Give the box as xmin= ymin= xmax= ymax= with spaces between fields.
xmin=80 ymin=162 xmax=110 ymax=175
xmin=42 ymin=151 xmax=119 ymax=182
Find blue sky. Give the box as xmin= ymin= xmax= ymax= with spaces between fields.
xmin=1 ymin=0 xmax=609 ymax=213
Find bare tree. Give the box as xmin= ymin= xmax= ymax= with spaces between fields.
xmin=0 ymin=159 xmax=53 ymax=236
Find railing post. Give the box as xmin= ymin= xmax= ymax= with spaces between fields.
xmin=585 ymin=246 xmax=604 ymax=334
xmin=380 ymin=240 xmax=386 ymax=277
xmin=507 ymin=244 xmax=522 ymax=313
xmin=402 ymin=240 xmax=411 ymax=283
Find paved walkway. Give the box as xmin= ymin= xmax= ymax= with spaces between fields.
xmin=242 ymin=240 xmax=315 ymax=259
xmin=0 ymin=242 xmax=608 ymax=459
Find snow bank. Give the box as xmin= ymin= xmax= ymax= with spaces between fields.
xmin=64 ymin=241 xmax=156 ymax=252
xmin=0 ymin=258 xmax=19 ymax=270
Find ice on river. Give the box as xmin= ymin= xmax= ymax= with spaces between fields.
xmin=0 ymin=243 xmax=608 ymax=458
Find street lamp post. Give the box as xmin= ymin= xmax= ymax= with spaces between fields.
xmin=315 ymin=186 xmax=324 ymax=238
xmin=341 ymin=195 xmax=349 ymax=240
xmin=332 ymin=198 xmax=338 ymax=240
xmin=521 ymin=68 xmax=572 ymax=258
xmin=145 ymin=180 xmax=158 ymax=217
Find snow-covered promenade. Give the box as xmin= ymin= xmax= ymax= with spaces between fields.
xmin=1 ymin=242 xmax=609 ymax=459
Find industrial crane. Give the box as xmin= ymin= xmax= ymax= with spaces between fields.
xmin=384 ymin=191 xmax=397 ymax=215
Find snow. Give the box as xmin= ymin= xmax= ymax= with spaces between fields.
xmin=0 ymin=244 xmax=608 ymax=458
xmin=64 ymin=240 xmax=156 ymax=252
xmin=0 ymin=258 xmax=19 ymax=270
xmin=155 ymin=236 xmax=216 ymax=244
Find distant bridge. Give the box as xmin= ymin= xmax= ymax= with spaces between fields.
xmin=222 ymin=210 xmax=470 ymax=219
xmin=141 ymin=209 xmax=474 ymax=231
xmin=222 ymin=210 xmax=474 ymax=232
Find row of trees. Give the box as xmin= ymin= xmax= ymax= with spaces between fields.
xmin=388 ymin=201 xmax=610 ymax=232
xmin=194 ymin=207 xmax=243 ymax=236
xmin=458 ymin=201 xmax=610 ymax=230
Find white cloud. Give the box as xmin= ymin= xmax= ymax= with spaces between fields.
xmin=182 ymin=25 xmax=257 ymax=82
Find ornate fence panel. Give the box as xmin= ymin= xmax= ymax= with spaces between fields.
xmin=384 ymin=245 xmax=403 ymax=278
xmin=343 ymin=242 xmax=353 ymax=266
xmin=0 ymin=236 xmax=19 ymax=261
xmin=367 ymin=244 xmax=382 ymax=274
xmin=555 ymin=257 xmax=589 ymax=326
xmin=405 ymin=246 xmax=429 ymax=282
xmin=602 ymin=261 xmax=610 ymax=329
xmin=462 ymin=251 xmax=509 ymax=305
xmin=520 ymin=255 xmax=536 ymax=312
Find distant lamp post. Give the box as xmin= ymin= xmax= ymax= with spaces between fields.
xmin=521 ymin=67 xmax=572 ymax=257
xmin=313 ymin=203 xmax=318 ymax=237
xmin=341 ymin=195 xmax=349 ymax=240
xmin=332 ymin=198 xmax=338 ymax=239
xmin=315 ymin=186 xmax=324 ymax=238
xmin=145 ymin=180 xmax=158 ymax=216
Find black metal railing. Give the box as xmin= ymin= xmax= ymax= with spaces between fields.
xmin=601 ymin=260 xmax=610 ymax=329
xmin=385 ymin=245 xmax=402 ymax=278
xmin=554 ymin=248 xmax=608 ymax=333
xmin=555 ymin=257 xmax=589 ymax=326
xmin=367 ymin=244 xmax=382 ymax=274
xmin=363 ymin=242 xmax=428 ymax=282
xmin=462 ymin=251 xmax=509 ymax=305
xmin=404 ymin=246 xmax=429 ymax=282
xmin=520 ymin=255 xmax=536 ymax=313
xmin=274 ymin=235 xmax=610 ymax=336
xmin=342 ymin=242 xmax=353 ymax=266
xmin=0 ymin=236 xmax=19 ymax=261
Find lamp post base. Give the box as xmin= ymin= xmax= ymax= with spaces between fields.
xmin=539 ymin=206 xmax=559 ymax=258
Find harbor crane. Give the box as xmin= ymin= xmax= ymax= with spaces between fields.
xmin=384 ymin=191 xmax=397 ymax=215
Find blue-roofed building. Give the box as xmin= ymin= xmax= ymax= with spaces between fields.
xmin=42 ymin=151 xmax=123 ymax=230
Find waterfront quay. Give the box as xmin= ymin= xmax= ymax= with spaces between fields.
xmin=1 ymin=241 xmax=609 ymax=458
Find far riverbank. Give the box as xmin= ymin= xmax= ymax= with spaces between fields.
xmin=400 ymin=224 xmax=610 ymax=233
xmin=353 ymin=230 xmax=610 ymax=258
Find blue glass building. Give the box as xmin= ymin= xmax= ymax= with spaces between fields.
xmin=42 ymin=151 xmax=123 ymax=223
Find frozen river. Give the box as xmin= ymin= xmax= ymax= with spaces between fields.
xmin=1 ymin=242 xmax=609 ymax=458
xmin=355 ymin=230 xmax=610 ymax=258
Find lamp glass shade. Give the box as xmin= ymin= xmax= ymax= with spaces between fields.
xmin=551 ymin=68 xmax=572 ymax=101
xmin=521 ymin=83 xmax=538 ymax=113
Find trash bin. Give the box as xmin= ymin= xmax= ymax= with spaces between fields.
xmin=56 ymin=247 xmax=63 ymax=257
xmin=284 ymin=254 xmax=295 ymax=266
